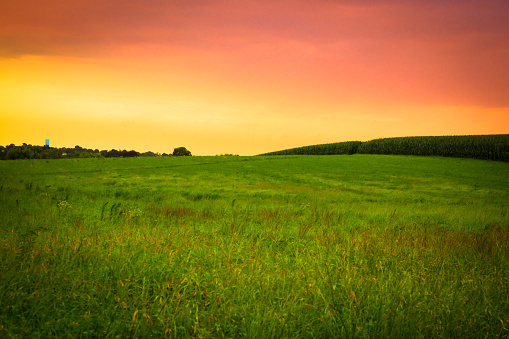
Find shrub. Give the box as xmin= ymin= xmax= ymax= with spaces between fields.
xmin=173 ymin=147 xmax=192 ymax=156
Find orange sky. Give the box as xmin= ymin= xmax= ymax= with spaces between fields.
xmin=1 ymin=0 xmax=508 ymax=155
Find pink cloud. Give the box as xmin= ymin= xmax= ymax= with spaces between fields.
xmin=1 ymin=0 xmax=508 ymax=107
xmin=3 ymin=0 xmax=508 ymax=54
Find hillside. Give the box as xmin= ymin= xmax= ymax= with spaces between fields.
xmin=260 ymin=134 xmax=509 ymax=162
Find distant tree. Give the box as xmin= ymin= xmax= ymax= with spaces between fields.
xmin=121 ymin=150 xmax=139 ymax=158
xmin=105 ymin=149 xmax=121 ymax=158
xmin=140 ymin=151 xmax=157 ymax=157
xmin=31 ymin=146 xmax=43 ymax=157
xmin=173 ymin=147 xmax=191 ymax=156
xmin=61 ymin=147 xmax=76 ymax=156
xmin=78 ymin=152 xmax=103 ymax=158
xmin=6 ymin=146 xmax=37 ymax=160
xmin=41 ymin=148 xmax=62 ymax=159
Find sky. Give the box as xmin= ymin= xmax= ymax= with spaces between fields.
xmin=1 ymin=0 xmax=508 ymax=155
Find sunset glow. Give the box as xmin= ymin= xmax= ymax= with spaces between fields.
xmin=1 ymin=0 xmax=508 ymax=155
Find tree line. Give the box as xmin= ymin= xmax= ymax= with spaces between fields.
xmin=0 ymin=144 xmax=192 ymax=160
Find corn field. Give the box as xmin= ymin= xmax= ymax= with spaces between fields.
xmin=260 ymin=134 xmax=509 ymax=162
xmin=260 ymin=141 xmax=362 ymax=156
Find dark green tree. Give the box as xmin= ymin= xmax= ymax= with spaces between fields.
xmin=140 ymin=151 xmax=157 ymax=157
xmin=173 ymin=147 xmax=192 ymax=156
xmin=41 ymin=148 xmax=63 ymax=159
xmin=105 ymin=149 xmax=121 ymax=158
xmin=5 ymin=146 xmax=37 ymax=160
xmin=127 ymin=150 xmax=139 ymax=157
xmin=121 ymin=150 xmax=139 ymax=158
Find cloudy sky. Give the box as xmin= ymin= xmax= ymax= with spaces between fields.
xmin=1 ymin=0 xmax=508 ymax=155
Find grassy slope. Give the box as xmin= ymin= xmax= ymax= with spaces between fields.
xmin=1 ymin=155 xmax=508 ymax=337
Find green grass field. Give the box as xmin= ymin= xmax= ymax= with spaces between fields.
xmin=1 ymin=155 xmax=508 ymax=337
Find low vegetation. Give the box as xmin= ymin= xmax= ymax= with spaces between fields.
xmin=260 ymin=134 xmax=509 ymax=162
xmin=1 ymin=155 xmax=508 ymax=337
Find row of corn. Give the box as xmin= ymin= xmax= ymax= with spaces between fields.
xmin=260 ymin=135 xmax=509 ymax=162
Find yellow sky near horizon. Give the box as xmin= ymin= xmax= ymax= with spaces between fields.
xmin=1 ymin=1 xmax=508 ymax=155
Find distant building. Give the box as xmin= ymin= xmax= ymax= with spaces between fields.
xmin=45 ymin=139 xmax=50 ymax=147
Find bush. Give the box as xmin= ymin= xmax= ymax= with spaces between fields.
xmin=173 ymin=147 xmax=192 ymax=156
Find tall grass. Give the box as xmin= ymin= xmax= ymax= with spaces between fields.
xmin=1 ymin=155 xmax=508 ymax=337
